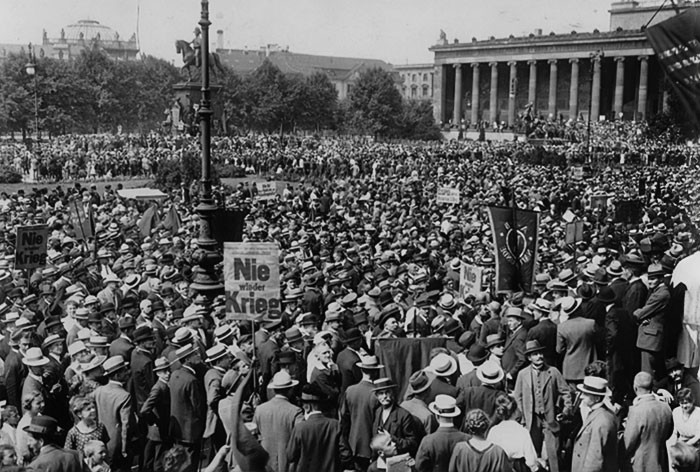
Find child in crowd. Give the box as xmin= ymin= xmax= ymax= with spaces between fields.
xmin=83 ymin=440 xmax=110 ymax=472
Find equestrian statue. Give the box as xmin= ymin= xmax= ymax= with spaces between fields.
xmin=175 ymin=27 xmax=225 ymax=82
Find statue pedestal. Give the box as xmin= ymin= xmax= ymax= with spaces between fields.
xmin=173 ymin=82 xmax=223 ymax=135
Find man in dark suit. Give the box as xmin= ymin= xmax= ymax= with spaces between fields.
xmin=572 ymin=377 xmax=618 ymax=472
xmin=457 ymin=361 xmax=506 ymax=421
xmin=287 ymin=384 xmax=352 ymax=472
xmin=140 ymin=357 xmax=171 ymax=472
xmin=425 ymin=354 xmax=458 ymax=404
xmin=5 ymin=330 xmax=28 ymax=411
xmin=371 ymin=378 xmax=422 ymax=457
xmin=502 ymin=307 xmax=528 ymax=386
xmin=514 ymin=340 xmax=572 ymax=472
xmin=109 ymin=315 xmax=136 ymax=360
xmin=336 ymin=328 xmax=363 ymax=394
xmin=622 ymin=255 xmax=648 ymax=316
xmin=598 ymin=286 xmax=636 ymax=404
xmin=526 ymin=298 xmax=558 ymax=367
xmin=130 ymin=326 xmax=156 ymax=412
xmin=258 ymin=321 xmax=283 ymax=401
xmin=623 ymin=371 xmax=673 ymax=472
xmin=24 ymin=415 xmax=85 ymax=472
xmin=93 ymin=355 xmax=136 ymax=472
xmin=607 ymin=260 xmax=629 ymax=303
xmin=169 ymin=343 xmax=206 ymax=472
xmin=340 ymin=355 xmax=382 ymax=472
xmin=634 ymin=264 xmax=670 ymax=379
xmin=414 ymin=395 xmax=468 ymax=472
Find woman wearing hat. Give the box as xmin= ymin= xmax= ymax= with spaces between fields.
xmin=15 ymin=390 xmax=45 ymax=465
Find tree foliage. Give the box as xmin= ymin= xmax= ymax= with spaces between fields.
xmin=348 ymin=67 xmax=403 ymax=138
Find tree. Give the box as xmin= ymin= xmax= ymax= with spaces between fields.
xmin=244 ymin=59 xmax=289 ymax=132
xmin=303 ymin=72 xmax=338 ymax=131
xmin=348 ymin=67 xmax=403 ymax=138
xmin=396 ymin=100 xmax=442 ymax=141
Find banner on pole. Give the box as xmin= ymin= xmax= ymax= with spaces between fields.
xmin=224 ymin=242 xmax=281 ymax=320
xmin=615 ymin=199 xmax=644 ymax=224
xmin=565 ymin=221 xmax=585 ymax=245
xmin=69 ymin=200 xmax=93 ymax=240
xmin=459 ymin=263 xmax=484 ymax=299
xmin=15 ymin=225 xmax=49 ymax=270
xmin=646 ymin=9 xmax=700 ymax=129
xmin=257 ymin=182 xmax=277 ymax=201
xmin=436 ymin=186 xmax=460 ymax=204
xmin=487 ymin=206 xmax=539 ymax=293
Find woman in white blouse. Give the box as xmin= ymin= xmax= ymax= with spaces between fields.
xmin=670 ymin=388 xmax=700 ymax=448
xmin=487 ymin=394 xmax=539 ymax=472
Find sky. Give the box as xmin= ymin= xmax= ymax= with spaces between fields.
xmin=0 ymin=0 xmax=615 ymax=65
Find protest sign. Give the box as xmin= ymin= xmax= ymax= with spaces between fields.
xmin=436 ymin=186 xmax=460 ymax=204
xmin=224 ymin=242 xmax=281 ymax=319
xmin=69 ymin=199 xmax=93 ymax=240
xmin=565 ymin=221 xmax=585 ymax=244
xmin=15 ymin=225 xmax=49 ymax=270
xmin=257 ymin=182 xmax=277 ymax=201
xmin=460 ymin=263 xmax=484 ymax=299
xmin=571 ymin=166 xmax=584 ymax=180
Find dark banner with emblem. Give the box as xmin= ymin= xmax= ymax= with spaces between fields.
xmin=646 ymin=8 xmax=700 ymax=128
xmin=487 ymin=206 xmax=539 ymax=293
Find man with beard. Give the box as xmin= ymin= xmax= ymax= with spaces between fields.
xmin=514 ymin=340 xmax=572 ymax=472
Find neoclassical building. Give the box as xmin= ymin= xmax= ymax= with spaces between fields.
xmin=431 ymin=0 xmax=699 ymax=126
xmin=395 ymin=63 xmax=435 ymax=100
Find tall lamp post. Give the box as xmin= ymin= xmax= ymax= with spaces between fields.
xmin=190 ymin=0 xmax=224 ymax=296
xmin=25 ymin=43 xmax=39 ymax=142
xmin=586 ymin=50 xmax=604 ymax=164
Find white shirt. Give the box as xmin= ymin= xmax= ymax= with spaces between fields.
xmin=487 ymin=419 xmax=538 ymax=470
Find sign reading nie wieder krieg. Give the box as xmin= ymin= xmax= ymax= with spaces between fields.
xmin=15 ymin=225 xmax=49 ymax=270
xmin=257 ymin=182 xmax=277 ymax=201
xmin=436 ymin=186 xmax=460 ymax=204
xmin=459 ymin=263 xmax=484 ymax=299
xmin=224 ymin=242 xmax=281 ymax=319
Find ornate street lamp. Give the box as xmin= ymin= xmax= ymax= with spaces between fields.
xmin=25 ymin=43 xmax=39 ymax=141
xmin=587 ymin=50 xmax=604 ymax=163
xmin=190 ymin=0 xmax=224 ymax=295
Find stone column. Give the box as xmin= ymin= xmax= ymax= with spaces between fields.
xmin=471 ymin=63 xmax=480 ymax=125
xmin=452 ymin=64 xmax=463 ymax=125
xmin=489 ymin=62 xmax=498 ymax=124
xmin=613 ymin=56 xmax=625 ymax=118
xmin=591 ymin=55 xmax=602 ymax=121
xmin=433 ymin=65 xmax=445 ymax=123
xmin=569 ymin=58 xmax=579 ymax=120
xmin=548 ymin=59 xmax=558 ymax=118
xmin=637 ymin=56 xmax=648 ymax=120
xmin=528 ymin=60 xmax=537 ymax=106
xmin=507 ymin=61 xmax=517 ymax=126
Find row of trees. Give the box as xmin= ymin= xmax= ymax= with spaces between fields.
xmin=0 ymin=48 xmax=440 ymax=139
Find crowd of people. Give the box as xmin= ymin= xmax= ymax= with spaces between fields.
xmin=0 ymin=130 xmax=698 ymax=472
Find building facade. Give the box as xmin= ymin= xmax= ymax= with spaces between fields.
xmin=431 ymin=0 xmax=698 ymax=127
xmin=395 ymin=64 xmax=435 ymax=100
xmin=0 ymin=20 xmax=138 ymax=63
xmin=215 ymin=32 xmax=395 ymax=100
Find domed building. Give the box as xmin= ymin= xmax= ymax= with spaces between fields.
xmin=39 ymin=19 xmax=139 ymax=61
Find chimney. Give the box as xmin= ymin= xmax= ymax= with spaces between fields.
xmin=216 ymin=30 xmax=224 ymax=50
xmin=535 ymin=28 xmax=543 ymax=36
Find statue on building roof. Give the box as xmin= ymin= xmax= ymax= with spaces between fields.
xmin=438 ymin=29 xmax=447 ymax=45
xmin=60 ymin=28 xmax=65 ymax=40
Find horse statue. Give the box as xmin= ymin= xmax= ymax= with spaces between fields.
xmin=175 ymin=39 xmax=225 ymax=82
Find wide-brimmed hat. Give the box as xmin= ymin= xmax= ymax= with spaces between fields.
xmin=153 ymin=356 xmax=171 ymax=373
xmin=648 ymin=263 xmax=665 ymax=278
xmin=22 ymin=347 xmax=49 ymax=367
xmin=429 ymin=353 xmax=458 ymax=377
xmin=622 ymin=252 xmax=646 ymax=266
xmin=269 ymin=370 xmax=299 ymax=390
xmin=530 ymin=298 xmax=553 ymax=314
xmin=372 ymin=377 xmax=397 ymax=392
xmin=476 ymin=361 xmax=504 ymax=385
xmin=41 ymin=334 xmax=62 ymax=349
xmin=606 ymin=260 xmax=624 ymax=277
xmin=577 ymin=376 xmax=611 ymax=397
xmin=576 ymin=283 xmax=596 ymax=300
xmin=205 ymin=344 xmax=229 ymax=363
xmin=102 ymin=355 xmax=129 ymax=375
xmin=407 ymin=370 xmax=433 ymax=394
xmin=87 ymin=336 xmax=109 ymax=348
xmin=438 ymin=293 xmax=457 ymax=311
xmin=467 ymin=343 xmax=489 ymax=364
xmin=524 ymin=340 xmax=546 ymax=356
xmin=485 ymin=333 xmax=505 ymax=348
xmin=133 ymin=326 xmax=154 ymax=344
xmin=558 ymin=268 xmax=576 ymax=284
xmin=175 ymin=343 xmax=198 ymax=361
xmin=342 ymin=328 xmax=362 ymax=344
xmin=214 ymin=325 xmax=235 ymax=343
xmin=356 ymin=355 xmax=384 ymax=370
xmin=67 ymin=341 xmax=88 ymax=357
xmin=596 ymin=286 xmax=617 ymax=304
xmin=560 ymin=297 xmax=582 ymax=318
xmin=285 ymin=326 xmax=304 ymax=344
xmin=505 ymin=307 xmax=525 ymax=319
xmin=665 ymin=357 xmax=683 ymax=372
xmin=429 ymin=394 xmax=461 ymax=418
xmin=23 ymin=415 xmax=59 ymax=437
xmin=377 ymin=304 xmax=400 ymax=329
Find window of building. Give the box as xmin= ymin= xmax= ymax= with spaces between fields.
xmin=423 ymin=73 xmax=428 ymax=81
xmin=411 ymin=86 xmax=417 ymax=97
xmin=423 ymin=86 xmax=429 ymax=97
xmin=412 ymin=74 xmax=416 ymax=82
